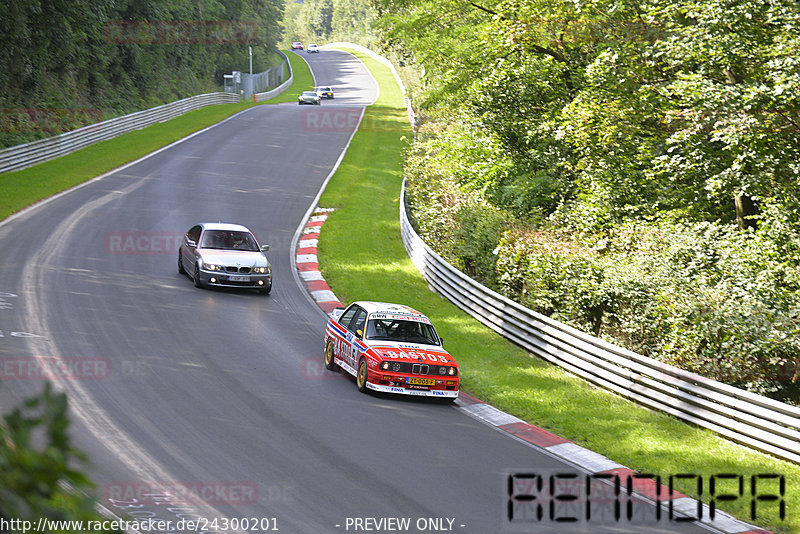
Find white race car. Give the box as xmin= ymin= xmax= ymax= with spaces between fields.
xmin=324 ymin=301 xmax=460 ymax=399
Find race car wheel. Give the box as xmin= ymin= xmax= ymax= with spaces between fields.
xmin=193 ymin=264 xmax=204 ymax=288
xmin=324 ymin=341 xmax=338 ymax=371
xmin=178 ymin=251 xmax=186 ymax=274
xmin=356 ymin=357 xmax=369 ymax=393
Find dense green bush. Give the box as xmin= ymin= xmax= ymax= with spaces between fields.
xmin=489 ymin=220 xmax=800 ymax=401
xmin=0 ymin=384 xmax=118 ymax=531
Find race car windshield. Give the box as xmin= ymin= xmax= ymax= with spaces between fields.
xmin=199 ymin=230 xmax=259 ymax=251
xmin=365 ymin=318 xmax=440 ymax=345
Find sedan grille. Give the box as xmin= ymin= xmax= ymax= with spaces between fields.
xmin=412 ymin=364 xmax=430 ymax=375
xmin=224 ymin=266 xmax=252 ymax=273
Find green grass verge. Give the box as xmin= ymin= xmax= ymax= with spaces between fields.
xmin=316 ymin=48 xmax=799 ymax=534
xmin=0 ymin=50 xmax=312 ymax=221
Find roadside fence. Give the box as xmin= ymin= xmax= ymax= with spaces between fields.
xmin=0 ymin=93 xmax=238 ymax=174
xmin=400 ymin=178 xmax=800 ymax=465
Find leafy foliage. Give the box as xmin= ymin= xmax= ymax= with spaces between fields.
xmin=384 ymin=0 xmax=800 ymax=401
xmin=282 ymin=0 xmax=377 ymax=46
xmin=0 ymin=0 xmax=285 ymax=148
xmin=0 ymin=383 xmax=119 ymax=531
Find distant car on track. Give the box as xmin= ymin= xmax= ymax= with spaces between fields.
xmin=324 ymin=301 xmax=460 ymax=399
xmin=298 ymin=90 xmax=321 ymax=105
xmin=178 ymin=223 xmax=272 ymax=294
xmin=291 ymin=41 xmax=303 ymax=50
xmin=307 ymin=44 xmax=320 ymax=53
xmin=315 ymin=86 xmax=334 ymax=99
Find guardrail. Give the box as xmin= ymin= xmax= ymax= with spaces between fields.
xmin=0 ymin=92 xmax=240 ymax=174
xmin=400 ymin=179 xmax=800 ymax=465
xmin=254 ymin=50 xmax=293 ymax=102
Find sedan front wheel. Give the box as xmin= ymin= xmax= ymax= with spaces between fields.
xmin=193 ymin=264 xmax=204 ymax=288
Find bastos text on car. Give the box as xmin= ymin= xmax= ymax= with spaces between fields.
xmin=324 ymin=301 xmax=460 ymax=399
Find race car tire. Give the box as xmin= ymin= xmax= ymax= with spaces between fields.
xmin=178 ymin=251 xmax=186 ymax=274
xmin=356 ymin=357 xmax=369 ymax=393
xmin=324 ymin=341 xmax=338 ymax=371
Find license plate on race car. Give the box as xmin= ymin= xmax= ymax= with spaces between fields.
xmin=407 ymin=377 xmax=435 ymax=386
xmin=228 ymin=276 xmax=248 ymax=282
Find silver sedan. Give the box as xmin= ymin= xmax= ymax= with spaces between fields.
xmin=298 ymin=90 xmax=321 ymax=105
xmin=178 ymin=223 xmax=272 ymax=294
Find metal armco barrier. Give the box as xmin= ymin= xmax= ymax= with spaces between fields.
xmin=0 ymin=92 xmax=240 ymax=174
xmin=254 ymin=50 xmax=293 ymax=103
xmin=400 ymin=179 xmax=800 ymax=465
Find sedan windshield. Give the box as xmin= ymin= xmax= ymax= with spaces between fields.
xmin=199 ymin=230 xmax=258 ymax=251
xmin=365 ymin=318 xmax=440 ymax=345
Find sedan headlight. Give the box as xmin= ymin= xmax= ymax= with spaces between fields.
xmin=253 ymin=266 xmax=268 ymax=274
xmin=204 ymin=263 xmax=223 ymax=271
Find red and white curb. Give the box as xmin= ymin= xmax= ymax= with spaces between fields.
xmin=296 ymin=208 xmax=343 ymax=314
xmin=293 ymin=211 xmax=771 ymax=534
xmin=455 ymin=393 xmax=771 ymax=534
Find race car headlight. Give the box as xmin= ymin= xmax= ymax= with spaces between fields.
xmin=380 ymin=361 xmax=390 ymax=371
xmin=448 ymin=366 xmax=458 ymax=376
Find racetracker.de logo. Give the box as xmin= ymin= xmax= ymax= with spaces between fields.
xmin=105 ymin=232 xmax=184 ymax=255
xmin=104 ymin=20 xmax=258 ymax=45
xmin=1 ymin=357 xmax=111 ymax=380
xmin=104 ymin=481 xmax=259 ymax=505
xmin=302 ymin=108 xmax=362 ymax=132
xmin=300 ymin=358 xmax=340 ymax=380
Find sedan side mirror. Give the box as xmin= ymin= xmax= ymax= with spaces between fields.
xmin=186 ymin=239 xmax=197 ymax=248
xmin=261 ymin=244 xmax=270 ymax=253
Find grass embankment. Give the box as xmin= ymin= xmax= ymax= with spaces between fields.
xmin=316 ymin=48 xmax=799 ymax=534
xmin=0 ymin=51 xmax=312 ymax=221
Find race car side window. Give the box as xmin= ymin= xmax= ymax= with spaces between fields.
xmin=350 ymin=308 xmax=367 ymax=337
xmin=338 ymin=305 xmax=358 ymax=329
